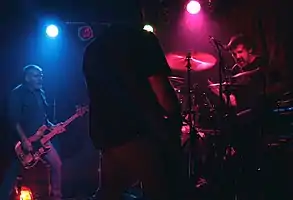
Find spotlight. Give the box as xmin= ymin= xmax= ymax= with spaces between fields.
xmin=143 ymin=24 xmax=154 ymax=33
xmin=46 ymin=24 xmax=59 ymax=38
xmin=186 ymin=1 xmax=201 ymax=14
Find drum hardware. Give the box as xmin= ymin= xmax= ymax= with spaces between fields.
xmin=209 ymin=36 xmax=232 ymax=109
xmin=168 ymin=76 xmax=185 ymax=84
xmin=182 ymin=52 xmax=197 ymax=178
xmin=168 ymin=76 xmax=185 ymax=89
xmin=202 ymin=92 xmax=215 ymax=113
xmin=208 ymin=36 xmax=238 ymax=179
xmin=166 ymin=51 xmax=218 ymax=179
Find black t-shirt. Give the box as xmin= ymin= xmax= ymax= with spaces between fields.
xmin=8 ymin=84 xmax=49 ymax=139
xmin=83 ymin=25 xmax=171 ymax=149
xmin=230 ymin=57 xmax=266 ymax=116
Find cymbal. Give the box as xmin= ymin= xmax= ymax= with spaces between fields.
xmin=168 ymin=76 xmax=185 ymax=84
xmin=208 ymin=82 xmax=244 ymax=91
xmin=208 ymin=82 xmax=243 ymax=87
xmin=232 ymin=68 xmax=260 ymax=78
xmin=166 ymin=52 xmax=217 ymax=72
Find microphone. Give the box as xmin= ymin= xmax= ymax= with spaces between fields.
xmin=209 ymin=36 xmax=227 ymax=50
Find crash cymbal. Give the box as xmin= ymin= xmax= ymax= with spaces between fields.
xmin=166 ymin=52 xmax=217 ymax=72
xmin=232 ymin=68 xmax=260 ymax=78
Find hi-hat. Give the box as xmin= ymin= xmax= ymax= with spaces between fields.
xmin=208 ymin=82 xmax=244 ymax=91
xmin=168 ymin=76 xmax=185 ymax=88
xmin=208 ymin=82 xmax=243 ymax=87
xmin=168 ymin=76 xmax=185 ymax=84
xmin=166 ymin=52 xmax=217 ymax=72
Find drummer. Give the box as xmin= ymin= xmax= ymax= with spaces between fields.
xmin=209 ymin=34 xmax=266 ymax=116
xmin=208 ymin=34 xmax=267 ymax=199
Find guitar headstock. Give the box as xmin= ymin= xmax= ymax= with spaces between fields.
xmin=75 ymin=105 xmax=89 ymax=116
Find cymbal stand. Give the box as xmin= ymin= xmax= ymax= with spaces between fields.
xmin=185 ymin=52 xmax=198 ymax=178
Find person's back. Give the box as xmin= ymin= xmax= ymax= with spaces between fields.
xmin=82 ymin=1 xmax=192 ymax=200
xmin=83 ymin=25 xmax=170 ymax=149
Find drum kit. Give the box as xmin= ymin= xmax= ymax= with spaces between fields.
xmin=165 ymin=44 xmax=293 ymax=190
xmin=166 ymin=51 xmax=219 ymax=178
xmin=166 ymin=52 xmax=218 ymax=133
xmin=165 ymin=48 xmax=264 ymax=180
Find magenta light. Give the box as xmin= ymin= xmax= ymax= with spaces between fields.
xmin=186 ymin=0 xmax=201 ymax=14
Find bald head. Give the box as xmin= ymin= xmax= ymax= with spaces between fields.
xmin=23 ymin=65 xmax=43 ymax=90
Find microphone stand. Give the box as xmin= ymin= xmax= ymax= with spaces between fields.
xmin=215 ymin=42 xmax=226 ymax=108
xmin=186 ymin=52 xmax=198 ymax=179
xmin=211 ymin=39 xmax=233 ymax=179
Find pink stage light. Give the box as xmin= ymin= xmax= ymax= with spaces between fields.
xmin=186 ymin=0 xmax=201 ymax=14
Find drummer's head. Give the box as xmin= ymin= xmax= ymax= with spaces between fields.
xmin=94 ymin=0 xmax=144 ymax=27
xmin=227 ymin=34 xmax=256 ymax=67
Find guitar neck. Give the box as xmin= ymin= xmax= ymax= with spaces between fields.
xmin=41 ymin=113 xmax=80 ymax=144
xmin=62 ymin=114 xmax=79 ymax=127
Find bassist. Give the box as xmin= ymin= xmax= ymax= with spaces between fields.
xmin=0 ymin=65 xmax=64 ymax=200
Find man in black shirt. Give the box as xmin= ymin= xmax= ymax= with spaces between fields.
xmin=209 ymin=34 xmax=265 ymax=112
xmin=209 ymin=34 xmax=266 ymax=198
xmin=0 ymin=65 xmax=63 ymax=200
xmin=83 ymin=1 xmax=190 ymax=200
xmin=228 ymin=35 xmax=265 ymax=116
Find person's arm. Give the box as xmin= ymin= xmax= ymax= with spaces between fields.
xmin=8 ymin=91 xmax=28 ymax=142
xmin=142 ymin=32 xmax=181 ymax=128
xmin=208 ymin=80 xmax=237 ymax=107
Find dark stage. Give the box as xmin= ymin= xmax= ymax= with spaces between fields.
xmin=0 ymin=0 xmax=291 ymax=199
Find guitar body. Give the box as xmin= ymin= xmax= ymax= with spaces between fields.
xmin=14 ymin=105 xmax=88 ymax=169
xmin=15 ymin=140 xmax=51 ymax=169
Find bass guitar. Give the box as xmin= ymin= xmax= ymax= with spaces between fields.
xmin=15 ymin=105 xmax=88 ymax=169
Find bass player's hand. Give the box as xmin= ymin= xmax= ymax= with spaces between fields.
xmin=22 ymin=139 xmax=33 ymax=152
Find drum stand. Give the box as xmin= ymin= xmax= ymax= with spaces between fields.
xmin=185 ymin=52 xmax=198 ymax=178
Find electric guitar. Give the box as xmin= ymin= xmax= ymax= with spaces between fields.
xmin=15 ymin=105 xmax=88 ymax=169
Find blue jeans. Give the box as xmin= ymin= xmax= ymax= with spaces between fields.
xmin=0 ymin=144 xmax=62 ymax=200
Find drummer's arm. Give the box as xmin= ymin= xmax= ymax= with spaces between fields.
xmin=209 ymin=86 xmax=237 ymax=107
xmin=208 ymin=79 xmax=237 ymax=107
xmin=218 ymin=92 xmax=237 ymax=107
xmin=229 ymin=95 xmax=237 ymax=107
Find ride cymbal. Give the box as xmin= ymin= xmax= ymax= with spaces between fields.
xmin=166 ymin=52 xmax=217 ymax=72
